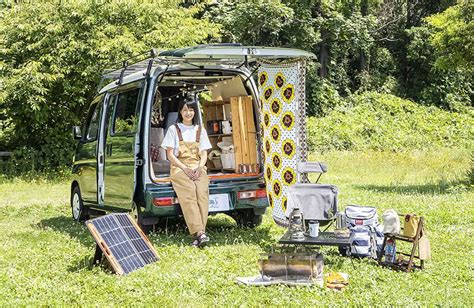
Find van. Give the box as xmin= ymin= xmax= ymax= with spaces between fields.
xmin=71 ymin=44 xmax=314 ymax=233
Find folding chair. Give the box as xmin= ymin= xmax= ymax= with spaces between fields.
xmin=285 ymin=162 xmax=338 ymax=230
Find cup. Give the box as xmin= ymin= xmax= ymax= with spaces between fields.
xmin=308 ymin=220 xmax=319 ymax=238
xmin=336 ymin=212 xmax=346 ymax=230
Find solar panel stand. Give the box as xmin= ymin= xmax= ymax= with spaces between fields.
xmin=92 ymin=244 xmax=103 ymax=265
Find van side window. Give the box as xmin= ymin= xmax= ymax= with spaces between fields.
xmin=85 ymin=102 xmax=102 ymax=141
xmin=112 ymin=88 xmax=140 ymax=134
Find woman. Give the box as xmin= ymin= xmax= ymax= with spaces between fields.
xmin=161 ymin=97 xmax=212 ymax=247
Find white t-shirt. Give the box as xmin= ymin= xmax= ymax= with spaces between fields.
xmin=161 ymin=123 xmax=212 ymax=157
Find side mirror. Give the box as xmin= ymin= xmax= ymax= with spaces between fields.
xmin=73 ymin=126 xmax=82 ymax=140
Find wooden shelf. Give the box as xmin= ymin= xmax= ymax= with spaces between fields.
xmin=203 ymin=96 xmax=257 ymax=173
xmin=205 ymin=100 xmax=230 ymax=106
xmin=208 ymin=133 xmax=232 ymax=138
xmin=385 ymin=234 xmax=415 ymax=242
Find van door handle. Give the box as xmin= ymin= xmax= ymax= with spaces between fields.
xmin=99 ymin=155 xmax=104 ymax=164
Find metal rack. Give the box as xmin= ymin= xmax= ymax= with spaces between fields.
xmin=98 ymin=49 xmax=163 ymax=90
xmin=97 ymin=46 xmax=258 ymax=92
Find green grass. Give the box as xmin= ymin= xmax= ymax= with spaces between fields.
xmin=0 ymin=149 xmax=473 ymax=305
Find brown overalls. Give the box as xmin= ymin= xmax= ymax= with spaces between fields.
xmin=170 ymin=124 xmax=210 ymax=235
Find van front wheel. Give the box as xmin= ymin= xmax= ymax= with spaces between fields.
xmin=71 ymin=186 xmax=88 ymax=222
xmin=234 ymin=209 xmax=263 ymax=228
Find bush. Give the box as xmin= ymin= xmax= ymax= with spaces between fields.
xmin=308 ymin=92 xmax=474 ymax=152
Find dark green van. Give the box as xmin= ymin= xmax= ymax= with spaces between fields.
xmin=70 ymin=44 xmax=314 ymax=232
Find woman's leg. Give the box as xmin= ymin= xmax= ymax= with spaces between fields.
xmin=194 ymin=170 xmax=210 ymax=231
xmin=171 ymin=171 xmax=204 ymax=235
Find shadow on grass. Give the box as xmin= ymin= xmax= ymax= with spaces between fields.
xmin=38 ymin=213 xmax=275 ymax=249
xmin=355 ymin=180 xmax=469 ymax=195
xmin=148 ymin=214 xmax=275 ymax=249
xmin=39 ymin=214 xmax=365 ymax=273
xmin=37 ymin=215 xmax=96 ymax=246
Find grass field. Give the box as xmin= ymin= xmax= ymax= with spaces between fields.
xmin=0 ymin=149 xmax=472 ymax=305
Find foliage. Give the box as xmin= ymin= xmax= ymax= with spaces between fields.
xmin=426 ymin=2 xmax=474 ymax=72
xmin=0 ymin=0 xmax=220 ymax=173
xmin=205 ymin=0 xmax=471 ymax=115
xmin=307 ymin=92 xmax=474 ymax=152
xmin=0 ymin=150 xmax=472 ymax=305
xmin=0 ymin=0 xmax=472 ymax=174
xmin=405 ymin=25 xmax=473 ymax=111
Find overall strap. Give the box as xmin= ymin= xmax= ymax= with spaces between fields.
xmin=174 ymin=124 xmax=183 ymax=141
xmin=196 ymin=125 xmax=201 ymax=143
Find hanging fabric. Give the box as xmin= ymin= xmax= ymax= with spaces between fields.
xmin=257 ymin=59 xmax=308 ymax=227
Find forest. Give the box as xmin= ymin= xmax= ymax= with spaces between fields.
xmin=0 ymin=0 xmax=472 ymax=174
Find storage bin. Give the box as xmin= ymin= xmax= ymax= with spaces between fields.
xmin=221 ymin=153 xmax=235 ymax=169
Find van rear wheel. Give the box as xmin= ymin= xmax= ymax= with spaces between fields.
xmin=130 ymin=203 xmax=152 ymax=234
xmin=234 ymin=209 xmax=263 ymax=228
xmin=71 ymin=186 xmax=88 ymax=222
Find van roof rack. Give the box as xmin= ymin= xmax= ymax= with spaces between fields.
xmin=98 ymin=44 xmax=314 ymax=91
xmin=100 ymin=49 xmax=162 ymax=86
xmin=98 ymin=46 xmax=244 ymax=91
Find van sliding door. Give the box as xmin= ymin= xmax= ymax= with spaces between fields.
xmin=102 ymin=83 xmax=144 ymax=210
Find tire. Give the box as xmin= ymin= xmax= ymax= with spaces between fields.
xmin=71 ymin=185 xmax=88 ymax=222
xmin=234 ymin=209 xmax=263 ymax=228
xmin=130 ymin=203 xmax=152 ymax=234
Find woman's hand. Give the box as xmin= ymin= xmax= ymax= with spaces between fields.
xmin=184 ymin=168 xmax=197 ymax=180
xmin=193 ymin=166 xmax=202 ymax=179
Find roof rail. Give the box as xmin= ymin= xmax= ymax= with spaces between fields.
xmin=96 ymin=44 xmax=256 ymax=92
xmin=98 ymin=49 xmax=161 ymax=87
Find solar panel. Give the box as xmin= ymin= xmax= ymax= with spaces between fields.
xmin=86 ymin=213 xmax=159 ymax=275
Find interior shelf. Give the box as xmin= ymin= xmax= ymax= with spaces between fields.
xmin=208 ymin=133 xmax=233 ymax=138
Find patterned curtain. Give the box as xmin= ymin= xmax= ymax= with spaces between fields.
xmin=258 ymin=59 xmax=308 ymax=227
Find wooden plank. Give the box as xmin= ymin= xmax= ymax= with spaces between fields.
xmin=239 ymin=97 xmax=250 ymax=165
xmin=230 ymin=97 xmax=242 ymax=172
xmin=203 ymin=105 xmax=210 ymax=123
xmin=216 ymin=104 xmax=224 ymax=121
xmin=244 ymin=96 xmax=257 ymax=166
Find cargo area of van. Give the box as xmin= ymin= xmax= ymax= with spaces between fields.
xmin=149 ymin=70 xmax=261 ymax=181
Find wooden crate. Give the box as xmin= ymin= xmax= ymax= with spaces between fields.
xmin=202 ymin=100 xmax=227 ymax=123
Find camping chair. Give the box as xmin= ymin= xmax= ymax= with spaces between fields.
xmin=285 ymin=162 xmax=338 ymax=231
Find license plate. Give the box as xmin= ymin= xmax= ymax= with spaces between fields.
xmin=209 ymin=194 xmax=230 ymax=212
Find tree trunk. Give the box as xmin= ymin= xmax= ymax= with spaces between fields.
xmin=319 ymin=31 xmax=329 ymax=78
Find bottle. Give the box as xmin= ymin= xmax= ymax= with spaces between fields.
xmin=384 ymin=238 xmax=396 ymax=263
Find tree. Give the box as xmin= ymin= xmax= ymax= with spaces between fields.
xmin=426 ymin=2 xmax=474 ymax=72
xmin=0 ymin=0 xmax=220 ymax=172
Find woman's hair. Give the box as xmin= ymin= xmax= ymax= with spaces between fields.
xmin=177 ymin=97 xmax=200 ymax=125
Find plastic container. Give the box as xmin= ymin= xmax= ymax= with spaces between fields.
xmin=221 ymin=153 xmax=235 ymax=169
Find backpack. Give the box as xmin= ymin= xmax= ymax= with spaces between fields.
xmin=344 ymin=205 xmax=384 ymax=258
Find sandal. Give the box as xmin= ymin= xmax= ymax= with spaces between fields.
xmin=190 ymin=238 xmax=200 ymax=247
xmin=197 ymin=233 xmax=210 ymax=247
